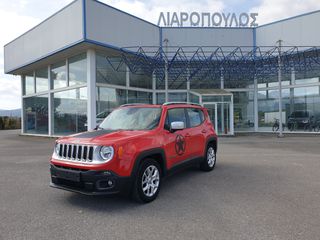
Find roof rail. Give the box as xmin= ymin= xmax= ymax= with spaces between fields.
xmin=162 ymin=102 xmax=202 ymax=107
xmin=120 ymin=103 xmax=151 ymax=107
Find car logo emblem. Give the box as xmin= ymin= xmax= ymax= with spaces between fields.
xmin=175 ymin=134 xmax=186 ymax=155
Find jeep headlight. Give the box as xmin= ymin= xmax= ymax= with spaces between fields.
xmin=99 ymin=146 xmax=114 ymax=162
xmin=54 ymin=143 xmax=60 ymax=155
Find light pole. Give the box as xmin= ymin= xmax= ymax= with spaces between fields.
xmin=277 ymin=39 xmax=284 ymax=137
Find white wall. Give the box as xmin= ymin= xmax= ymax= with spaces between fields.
xmin=256 ymin=11 xmax=320 ymax=47
xmin=4 ymin=0 xmax=83 ymax=73
xmin=85 ymin=0 xmax=160 ymax=48
xmin=162 ymin=28 xmax=253 ymax=47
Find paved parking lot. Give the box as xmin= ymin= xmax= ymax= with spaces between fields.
xmin=0 ymin=130 xmax=320 ymax=240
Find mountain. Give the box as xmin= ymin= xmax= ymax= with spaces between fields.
xmin=0 ymin=109 xmax=21 ymax=117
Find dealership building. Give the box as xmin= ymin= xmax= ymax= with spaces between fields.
xmin=4 ymin=0 xmax=320 ymax=136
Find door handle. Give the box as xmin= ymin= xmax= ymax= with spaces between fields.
xmin=185 ymin=133 xmax=191 ymax=137
xmin=201 ymin=129 xmax=207 ymax=133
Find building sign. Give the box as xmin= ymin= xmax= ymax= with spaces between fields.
xmin=157 ymin=12 xmax=258 ymax=27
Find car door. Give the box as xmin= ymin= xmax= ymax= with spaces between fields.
xmin=163 ymin=107 xmax=192 ymax=168
xmin=186 ymin=108 xmax=206 ymax=158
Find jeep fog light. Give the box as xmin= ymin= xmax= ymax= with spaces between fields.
xmin=99 ymin=146 xmax=114 ymax=162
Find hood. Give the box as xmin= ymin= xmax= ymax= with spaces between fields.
xmin=58 ymin=129 xmax=151 ymax=145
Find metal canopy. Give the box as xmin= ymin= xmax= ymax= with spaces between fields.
xmin=106 ymin=46 xmax=320 ymax=89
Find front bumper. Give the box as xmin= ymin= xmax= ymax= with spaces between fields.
xmin=50 ymin=164 xmax=132 ymax=195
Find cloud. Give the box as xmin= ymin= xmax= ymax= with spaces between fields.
xmin=0 ymin=8 xmax=41 ymax=110
xmin=250 ymin=0 xmax=320 ymax=25
xmin=0 ymin=0 xmax=73 ymax=110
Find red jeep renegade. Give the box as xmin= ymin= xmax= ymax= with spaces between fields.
xmin=50 ymin=103 xmax=218 ymax=203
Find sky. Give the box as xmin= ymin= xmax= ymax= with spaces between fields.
xmin=0 ymin=0 xmax=320 ymax=110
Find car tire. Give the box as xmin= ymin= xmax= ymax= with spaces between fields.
xmin=132 ymin=159 xmax=161 ymax=203
xmin=200 ymin=144 xmax=216 ymax=172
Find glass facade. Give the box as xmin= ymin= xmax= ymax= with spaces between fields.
xmin=96 ymin=87 xmax=126 ymax=116
xmin=233 ymin=92 xmax=254 ymax=131
xmin=35 ymin=68 xmax=48 ymax=92
xmin=69 ymin=53 xmax=87 ymax=86
xmin=25 ymin=73 xmax=34 ymax=95
xmin=168 ymin=92 xmax=187 ymax=102
xmin=24 ymin=95 xmax=48 ymax=134
xmin=52 ymin=61 xmax=67 ymax=89
xmin=96 ymin=54 xmax=126 ymax=86
xmin=130 ymin=72 xmax=152 ymax=89
xmin=53 ymin=88 xmax=87 ymax=135
xmin=20 ymin=49 xmax=320 ymax=136
xmin=258 ymin=84 xmax=320 ymax=132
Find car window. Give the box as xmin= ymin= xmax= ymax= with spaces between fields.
xmin=187 ymin=108 xmax=204 ymax=127
xmin=165 ymin=108 xmax=187 ymax=130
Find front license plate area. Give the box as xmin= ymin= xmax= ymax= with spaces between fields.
xmin=56 ymin=169 xmax=80 ymax=182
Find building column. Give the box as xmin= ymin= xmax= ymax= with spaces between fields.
xmin=290 ymin=67 xmax=295 ymax=114
xmin=254 ymin=75 xmax=258 ymax=132
xmin=220 ymin=67 xmax=224 ymax=134
xmin=48 ymin=65 xmax=53 ymax=136
xmin=230 ymin=94 xmax=234 ymax=135
xmin=86 ymin=49 xmax=97 ymax=131
xmin=220 ymin=66 xmax=224 ymax=89
xmin=20 ymin=76 xmax=24 ymax=134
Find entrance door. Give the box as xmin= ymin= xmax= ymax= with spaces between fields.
xmin=204 ymin=102 xmax=232 ymax=135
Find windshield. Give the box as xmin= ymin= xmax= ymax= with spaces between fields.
xmin=99 ymin=107 xmax=162 ymax=130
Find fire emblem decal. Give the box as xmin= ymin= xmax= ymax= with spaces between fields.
xmin=175 ymin=134 xmax=186 ymax=155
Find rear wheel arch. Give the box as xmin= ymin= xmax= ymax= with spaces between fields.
xmin=206 ymin=137 xmax=218 ymax=153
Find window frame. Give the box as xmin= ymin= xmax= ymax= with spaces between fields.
xmin=164 ymin=107 xmax=205 ymax=130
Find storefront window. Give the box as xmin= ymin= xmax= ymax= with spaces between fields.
xmin=96 ymin=87 xmax=127 ymax=117
xmin=202 ymin=95 xmax=231 ymax=103
xmin=128 ymin=90 xmax=152 ymax=103
xmin=190 ymin=93 xmax=200 ymax=104
xmin=53 ymin=88 xmax=87 ymax=135
xmin=258 ymin=86 xmax=320 ymax=132
xmin=35 ymin=68 xmax=48 ymax=92
xmin=96 ymin=54 xmax=126 ymax=86
xmin=24 ymin=95 xmax=48 ymax=134
xmin=69 ymin=53 xmax=86 ymax=86
xmin=52 ymin=61 xmax=67 ymax=89
xmin=25 ymin=73 xmax=34 ymax=95
xmin=156 ymin=93 xmax=165 ymax=104
xmin=233 ymin=92 xmax=254 ymax=131
xmin=168 ymin=92 xmax=187 ymax=102
xmin=130 ymin=71 xmax=152 ymax=89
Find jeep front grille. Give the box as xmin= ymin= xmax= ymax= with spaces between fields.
xmin=57 ymin=144 xmax=95 ymax=162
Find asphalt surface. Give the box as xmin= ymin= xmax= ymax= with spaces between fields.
xmin=1 ymin=130 xmax=320 ymax=240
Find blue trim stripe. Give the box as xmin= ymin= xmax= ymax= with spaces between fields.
xmin=83 ymin=0 xmax=87 ymax=39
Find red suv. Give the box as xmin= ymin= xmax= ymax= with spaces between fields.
xmin=50 ymin=103 xmax=218 ymax=203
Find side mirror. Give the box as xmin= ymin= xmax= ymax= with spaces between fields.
xmin=170 ymin=121 xmax=185 ymax=132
